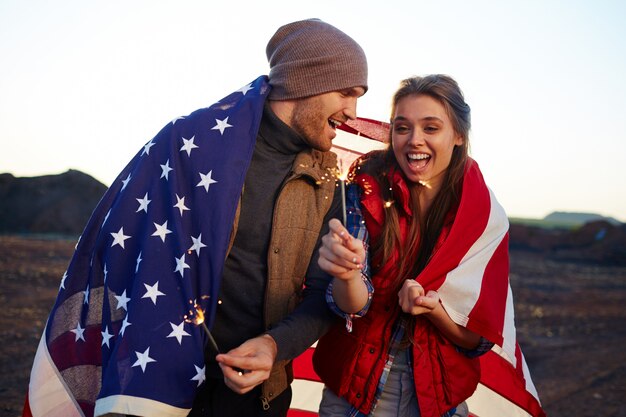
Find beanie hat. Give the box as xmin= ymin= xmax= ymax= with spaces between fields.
xmin=266 ymin=18 xmax=368 ymax=100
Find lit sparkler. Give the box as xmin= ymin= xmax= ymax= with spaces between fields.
xmin=184 ymin=300 xmax=247 ymax=375
xmin=184 ymin=301 xmax=220 ymax=354
xmin=337 ymin=160 xmax=348 ymax=226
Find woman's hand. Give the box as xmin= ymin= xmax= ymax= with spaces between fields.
xmin=399 ymin=279 xmax=482 ymax=349
xmin=318 ymin=218 xmax=365 ymax=282
xmin=318 ymin=219 xmax=369 ymax=314
xmin=398 ymin=279 xmax=440 ymax=316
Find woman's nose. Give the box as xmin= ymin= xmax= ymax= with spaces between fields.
xmin=407 ymin=132 xmax=425 ymax=147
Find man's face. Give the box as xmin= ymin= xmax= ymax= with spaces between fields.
xmin=289 ymin=86 xmax=365 ymax=152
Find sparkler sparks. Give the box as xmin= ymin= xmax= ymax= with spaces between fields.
xmin=418 ymin=180 xmax=432 ymax=189
xmin=336 ymin=160 xmax=349 ymax=226
xmin=183 ymin=299 xmax=247 ymax=376
xmin=184 ymin=300 xmax=220 ymax=354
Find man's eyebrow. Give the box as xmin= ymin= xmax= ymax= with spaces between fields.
xmin=345 ymin=87 xmax=365 ymax=96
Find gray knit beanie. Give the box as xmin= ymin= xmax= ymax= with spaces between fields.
xmin=266 ymin=18 xmax=368 ymax=100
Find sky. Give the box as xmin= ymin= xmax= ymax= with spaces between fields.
xmin=1 ymin=0 xmax=625 ymax=222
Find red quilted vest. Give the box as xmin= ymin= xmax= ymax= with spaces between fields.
xmin=313 ymin=169 xmax=480 ymax=417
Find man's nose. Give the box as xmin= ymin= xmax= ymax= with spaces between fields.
xmin=344 ymin=97 xmax=358 ymax=120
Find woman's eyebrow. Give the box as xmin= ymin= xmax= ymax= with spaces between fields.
xmin=393 ymin=115 xmax=443 ymax=123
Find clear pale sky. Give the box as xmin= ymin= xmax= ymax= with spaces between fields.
xmin=1 ymin=0 xmax=625 ymax=222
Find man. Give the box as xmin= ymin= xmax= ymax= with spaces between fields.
xmin=23 ymin=18 xmax=367 ymax=417
xmin=190 ymin=18 xmax=367 ymax=416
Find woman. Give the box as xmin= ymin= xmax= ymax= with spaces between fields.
xmin=313 ymin=75 xmax=509 ymax=417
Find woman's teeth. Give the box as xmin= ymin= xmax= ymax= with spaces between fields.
xmin=408 ymin=153 xmax=429 ymax=168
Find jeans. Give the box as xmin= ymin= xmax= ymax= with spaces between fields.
xmin=318 ymin=349 xmax=468 ymax=417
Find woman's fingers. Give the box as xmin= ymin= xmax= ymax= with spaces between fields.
xmin=320 ymin=225 xmax=362 ymax=269
xmin=398 ymin=281 xmax=440 ymax=315
xmin=318 ymin=244 xmax=363 ymax=281
xmin=398 ymin=280 xmax=426 ymax=313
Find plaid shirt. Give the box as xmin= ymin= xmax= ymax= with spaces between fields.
xmin=326 ymin=183 xmax=493 ymax=417
xmin=325 ymin=183 xmax=373 ymax=333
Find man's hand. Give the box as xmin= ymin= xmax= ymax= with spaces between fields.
xmin=216 ymin=334 xmax=278 ymax=394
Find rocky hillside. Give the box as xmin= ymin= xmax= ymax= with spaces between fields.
xmin=1 ymin=170 xmax=624 ymax=266
xmin=0 ymin=170 xmax=107 ymax=236
xmin=509 ymin=220 xmax=626 ymax=266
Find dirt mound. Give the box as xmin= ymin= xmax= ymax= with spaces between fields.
xmin=510 ymin=220 xmax=626 ymax=266
xmin=0 ymin=170 xmax=107 ymax=236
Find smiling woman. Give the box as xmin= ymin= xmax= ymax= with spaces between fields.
xmin=311 ymin=74 xmax=546 ymax=417
xmin=391 ymin=94 xmax=464 ymax=210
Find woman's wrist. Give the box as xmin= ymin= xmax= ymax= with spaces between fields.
xmin=336 ymin=268 xmax=364 ymax=286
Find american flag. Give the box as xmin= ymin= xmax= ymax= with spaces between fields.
xmin=23 ymin=76 xmax=270 ymax=417
xmin=288 ymin=123 xmax=546 ymax=417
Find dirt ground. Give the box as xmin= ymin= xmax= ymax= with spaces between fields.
xmin=1 ymin=235 xmax=625 ymax=417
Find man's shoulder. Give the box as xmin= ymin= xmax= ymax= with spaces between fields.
xmin=298 ymin=148 xmax=338 ymax=172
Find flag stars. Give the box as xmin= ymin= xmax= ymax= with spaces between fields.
xmin=142 ymin=281 xmax=165 ymax=305
xmin=132 ymin=347 xmax=156 ymax=373
xmin=167 ymin=321 xmax=191 ymax=345
xmin=141 ymin=139 xmax=156 ymax=156
xmin=196 ymin=170 xmax=217 ymax=192
xmin=71 ymin=322 xmax=86 ymax=342
xmin=174 ymin=194 xmax=190 ymax=216
xmin=180 ymin=136 xmax=199 ymax=156
xmin=171 ymin=115 xmax=185 ymax=125
xmin=236 ymin=83 xmax=254 ymax=95
xmin=160 ymin=159 xmax=173 ymax=180
xmin=212 ymin=117 xmax=232 ymax=135
xmin=135 ymin=252 xmax=143 ymax=273
xmin=175 ymin=253 xmax=190 ymax=277
xmin=111 ymin=227 xmax=131 ymax=249
xmin=101 ymin=326 xmax=114 ymax=348
xmin=121 ymin=174 xmax=132 ymax=191
xmin=83 ymin=284 xmax=90 ymax=304
xmin=136 ymin=192 xmax=152 ymax=213
xmin=191 ymin=364 xmax=206 ymax=387
xmin=103 ymin=209 xmax=111 ymax=225
xmin=120 ymin=314 xmax=132 ymax=336
xmin=152 ymin=221 xmax=173 ymax=242
xmin=60 ymin=271 xmax=68 ymax=290
xmin=189 ymin=234 xmax=207 ymax=256
xmin=115 ymin=290 xmax=131 ymax=311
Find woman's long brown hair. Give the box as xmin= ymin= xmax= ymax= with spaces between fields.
xmin=365 ymin=75 xmax=472 ymax=292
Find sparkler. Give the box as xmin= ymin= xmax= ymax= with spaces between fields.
xmin=337 ymin=160 xmax=348 ymax=226
xmin=184 ymin=301 xmax=220 ymax=354
xmin=184 ymin=300 xmax=247 ymax=375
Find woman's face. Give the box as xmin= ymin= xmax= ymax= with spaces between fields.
xmin=391 ymin=94 xmax=463 ymax=194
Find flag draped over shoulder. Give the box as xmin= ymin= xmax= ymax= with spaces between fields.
xmin=24 ymin=76 xmax=270 ymax=417
xmin=419 ymin=160 xmax=545 ymax=417
xmin=288 ymin=120 xmax=546 ymax=417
